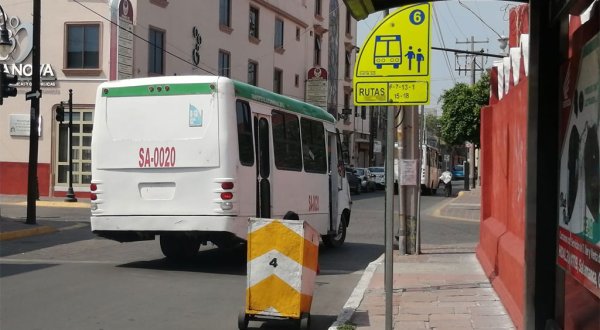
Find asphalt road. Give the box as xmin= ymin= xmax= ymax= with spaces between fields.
xmin=0 ymin=183 xmax=477 ymax=330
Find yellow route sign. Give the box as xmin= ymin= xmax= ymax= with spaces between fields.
xmin=354 ymin=3 xmax=431 ymax=105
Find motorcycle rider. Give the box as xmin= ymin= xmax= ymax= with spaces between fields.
xmin=439 ymin=168 xmax=453 ymax=197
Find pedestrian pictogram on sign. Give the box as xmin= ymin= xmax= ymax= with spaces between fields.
xmin=354 ymin=3 xmax=431 ymax=105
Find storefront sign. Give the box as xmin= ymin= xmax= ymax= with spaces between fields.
xmin=117 ymin=0 xmax=134 ymax=79
xmin=9 ymin=114 xmax=42 ymax=137
xmin=306 ymin=67 xmax=328 ymax=109
xmin=0 ymin=15 xmax=57 ymax=87
xmin=558 ymin=31 xmax=600 ymax=298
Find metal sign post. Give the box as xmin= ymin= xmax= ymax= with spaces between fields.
xmin=352 ymin=4 xmax=432 ymax=330
xmin=384 ymin=106 xmax=394 ymax=330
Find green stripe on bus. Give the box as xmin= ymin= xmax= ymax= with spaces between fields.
xmin=233 ymin=80 xmax=335 ymax=123
xmin=101 ymin=83 xmax=215 ymax=97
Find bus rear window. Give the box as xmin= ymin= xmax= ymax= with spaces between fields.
xmin=236 ymin=100 xmax=254 ymax=166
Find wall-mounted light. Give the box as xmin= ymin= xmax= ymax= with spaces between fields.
xmin=339 ymin=107 xmax=353 ymax=120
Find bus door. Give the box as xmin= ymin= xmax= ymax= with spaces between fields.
xmin=327 ymin=130 xmax=342 ymax=232
xmin=254 ymin=116 xmax=271 ymax=218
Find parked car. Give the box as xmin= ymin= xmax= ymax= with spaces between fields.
xmin=354 ymin=167 xmax=377 ymax=192
xmin=345 ymin=167 xmax=361 ymax=194
xmin=452 ymin=164 xmax=464 ymax=180
xmin=368 ymin=166 xmax=385 ymax=189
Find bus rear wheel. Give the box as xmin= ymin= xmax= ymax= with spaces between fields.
xmin=160 ymin=234 xmax=200 ymax=261
xmin=323 ymin=214 xmax=347 ymax=248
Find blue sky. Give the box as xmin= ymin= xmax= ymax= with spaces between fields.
xmin=356 ymin=1 xmax=521 ymax=111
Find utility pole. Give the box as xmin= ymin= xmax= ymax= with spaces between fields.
xmin=396 ymin=105 xmax=406 ymax=255
xmin=26 ymin=0 xmax=41 ymax=224
xmin=456 ymin=36 xmax=488 ymax=189
xmin=326 ymin=0 xmax=339 ymax=120
xmin=405 ymin=105 xmax=420 ymax=255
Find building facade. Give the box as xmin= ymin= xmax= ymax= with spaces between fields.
xmin=0 ymin=0 xmax=369 ymax=197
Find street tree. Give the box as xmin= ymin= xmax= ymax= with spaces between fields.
xmin=424 ymin=113 xmax=441 ymax=143
xmin=438 ymin=72 xmax=490 ymax=147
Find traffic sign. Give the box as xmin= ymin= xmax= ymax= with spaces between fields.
xmin=354 ymin=3 xmax=431 ymax=105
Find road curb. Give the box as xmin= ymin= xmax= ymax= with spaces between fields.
xmin=430 ymin=190 xmax=480 ymax=222
xmin=1 ymin=201 xmax=90 ymax=209
xmin=328 ymin=254 xmax=384 ymax=330
xmin=0 ymin=226 xmax=58 ymax=241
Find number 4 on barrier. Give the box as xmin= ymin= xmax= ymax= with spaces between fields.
xmin=269 ymin=258 xmax=278 ymax=268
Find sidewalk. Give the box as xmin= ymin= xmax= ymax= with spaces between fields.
xmin=330 ymin=186 xmax=516 ymax=330
xmin=0 ymin=195 xmax=90 ymax=241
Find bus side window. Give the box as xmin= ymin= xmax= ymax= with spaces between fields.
xmin=272 ymin=110 xmax=302 ymax=171
xmin=236 ymin=100 xmax=255 ymax=166
xmin=300 ymin=118 xmax=327 ymax=174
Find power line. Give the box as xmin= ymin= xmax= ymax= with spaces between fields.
xmin=444 ymin=2 xmax=466 ymax=39
xmin=432 ymin=5 xmax=457 ymax=84
xmin=458 ymin=0 xmax=503 ymax=39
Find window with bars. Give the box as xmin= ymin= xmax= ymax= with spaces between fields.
xmin=249 ymin=6 xmax=259 ymax=39
xmin=248 ymin=60 xmax=258 ymax=86
xmin=55 ymin=108 xmax=93 ymax=186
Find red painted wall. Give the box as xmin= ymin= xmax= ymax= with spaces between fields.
xmin=479 ymin=3 xmax=600 ymax=329
xmin=477 ymin=79 xmax=528 ymax=330
xmin=0 ymin=162 xmax=51 ymax=197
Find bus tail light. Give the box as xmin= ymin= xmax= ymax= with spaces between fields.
xmin=220 ymin=192 xmax=233 ymax=200
xmin=219 ymin=181 xmax=234 ymax=210
xmin=90 ymin=183 xmax=97 ymax=201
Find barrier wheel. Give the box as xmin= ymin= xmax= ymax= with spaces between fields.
xmin=299 ymin=312 xmax=310 ymax=330
xmin=237 ymin=310 xmax=248 ymax=330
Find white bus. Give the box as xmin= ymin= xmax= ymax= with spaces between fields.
xmin=90 ymin=76 xmax=352 ymax=260
xmin=421 ymin=144 xmax=442 ymax=195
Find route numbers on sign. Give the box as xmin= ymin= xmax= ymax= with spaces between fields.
xmin=354 ymin=3 xmax=431 ymax=105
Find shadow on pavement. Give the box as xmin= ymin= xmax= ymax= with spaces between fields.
xmin=118 ymin=241 xmax=384 ymax=278
xmin=243 ymin=313 xmax=336 ymax=329
xmin=118 ymin=244 xmax=247 ymax=275
xmin=0 ymin=263 xmax=58 ymax=278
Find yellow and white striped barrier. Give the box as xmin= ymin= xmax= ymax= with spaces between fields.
xmin=245 ymin=218 xmax=319 ymax=319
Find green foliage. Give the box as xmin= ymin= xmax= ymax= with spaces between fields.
xmin=337 ymin=323 xmax=357 ymax=330
xmin=424 ymin=113 xmax=441 ymax=144
xmin=439 ymin=72 xmax=490 ymax=146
